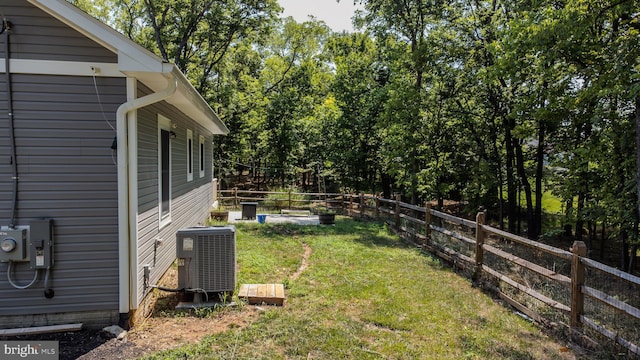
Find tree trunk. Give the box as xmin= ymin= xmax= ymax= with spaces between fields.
xmin=517 ymin=184 xmax=521 ymax=234
xmin=564 ymin=199 xmax=573 ymax=237
xmin=515 ymin=139 xmax=534 ymax=238
xmin=574 ymin=118 xmax=591 ymax=245
xmin=622 ymin=228 xmax=630 ymax=271
xmin=600 ymin=221 xmax=605 ymax=260
xmin=634 ymin=96 xmax=640 ymax=272
xmin=489 ymin=118 xmax=505 ymax=230
xmin=411 ymin=156 xmax=419 ymax=205
xmin=256 ymin=159 xmax=261 ymax=191
xmin=587 ymin=221 xmax=595 ymax=251
xmin=381 ymin=171 xmax=392 ymax=199
xmin=611 ymin=117 xmax=628 ymax=264
xmin=575 ymin=191 xmax=585 ymax=242
xmin=534 ymin=122 xmax=545 ymax=238
xmin=505 ymin=118 xmax=517 ymax=233
xmin=410 ymin=66 xmax=424 ymax=205
xmin=630 ymin=220 xmax=638 ymax=273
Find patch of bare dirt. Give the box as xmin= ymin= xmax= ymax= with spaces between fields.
xmin=74 ymin=306 xmax=261 ymax=360
xmin=5 ymin=268 xmax=263 ymax=360
xmin=290 ymin=242 xmax=311 ymax=281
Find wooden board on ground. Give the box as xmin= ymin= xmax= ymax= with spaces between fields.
xmin=238 ymin=284 xmax=285 ymax=306
xmin=0 ymin=323 xmax=83 ymax=336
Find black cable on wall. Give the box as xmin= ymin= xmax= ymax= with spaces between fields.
xmin=2 ymin=19 xmax=17 ymax=229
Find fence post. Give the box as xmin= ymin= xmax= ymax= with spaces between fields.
xmin=360 ymin=193 xmax=365 ymax=219
xmin=395 ymin=194 xmax=401 ymax=230
xmin=425 ymin=202 xmax=432 ymax=246
xmin=473 ymin=211 xmax=486 ymax=282
xmin=348 ymin=194 xmax=353 ymax=217
xmin=375 ymin=196 xmax=380 ymax=219
xmin=234 ymin=187 xmax=238 ymax=208
xmin=570 ymin=241 xmax=587 ymax=334
xmin=288 ymin=188 xmax=292 ymax=209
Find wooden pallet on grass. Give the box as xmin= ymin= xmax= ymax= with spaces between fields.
xmin=238 ymin=284 xmax=285 ymax=306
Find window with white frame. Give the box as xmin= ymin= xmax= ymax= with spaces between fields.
xmin=187 ymin=129 xmax=194 ymax=182
xmin=199 ymin=135 xmax=205 ymax=178
xmin=158 ymin=115 xmax=172 ymax=227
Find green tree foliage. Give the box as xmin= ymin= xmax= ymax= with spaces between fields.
xmin=358 ymin=0 xmax=451 ymax=205
xmin=214 ymin=17 xmax=336 ymax=188
xmin=74 ymin=0 xmax=640 ymax=268
xmin=325 ymin=33 xmax=385 ymax=193
xmin=74 ymin=0 xmax=281 ymax=94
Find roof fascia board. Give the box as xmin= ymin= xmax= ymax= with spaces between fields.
xmin=117 ymin=50 xmax=170 ymax=74
xmin=170 ymin=66 xmax=229 ymax=135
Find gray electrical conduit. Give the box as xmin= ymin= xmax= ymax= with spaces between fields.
xmin=3 ymin=20 xmax=42 ymax=291
xmin=2 ymin=20 xmax=38 ymax=290
xmin=7 ymin=262 xmax=38 ymax=289
xmin=3 ymin=20 xmax=18 ymax=229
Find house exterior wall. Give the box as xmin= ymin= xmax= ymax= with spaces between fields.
xmin=1 ymin=1 xmax=116 ymax=62
xmin=135 ymin=84 xmax=214 ymax=307
xmin=0 ymin=1 xmax=221 ymax=328
xmin=0 ymin=1 xmax=123 ymax=328
xmin=0 ymin=73 xmax=125 ymax=327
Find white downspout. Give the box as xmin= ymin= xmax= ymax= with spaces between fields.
xmin=117 ymin=75 xmax=178 ymax=316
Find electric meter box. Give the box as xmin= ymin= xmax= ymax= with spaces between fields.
xmin=0 ymin=229 xmax=28 ymax=262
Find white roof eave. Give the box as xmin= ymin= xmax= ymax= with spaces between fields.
xmin=126 ymin=67 xmax=229 ymax=135
xmin=170 ymin=66 xmax=229 ymax=136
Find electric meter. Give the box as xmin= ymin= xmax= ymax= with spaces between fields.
xmin=0 ymin=229 xmax=28 ymax=262
xmin=1 ymin=238 xmax=17 ymax=252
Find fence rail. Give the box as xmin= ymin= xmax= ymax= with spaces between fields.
xmin=216 ymin=189 xmax=640 ymax=356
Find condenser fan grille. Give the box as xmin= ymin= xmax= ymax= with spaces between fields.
xmin=196 ymin=233 xmax=235 ymax=292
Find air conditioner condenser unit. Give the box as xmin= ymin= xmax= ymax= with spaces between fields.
xmin=176 ymin=226 xmax=236 ymax=299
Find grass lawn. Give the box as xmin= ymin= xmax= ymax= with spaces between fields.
xmin=140 ymin=218 xmax=575 ymax=360
xmin=502 ymin=189 xmax=564 ymax=215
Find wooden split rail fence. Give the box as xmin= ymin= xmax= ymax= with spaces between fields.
xmin=218 ymin=189 xmax=640 ymax=356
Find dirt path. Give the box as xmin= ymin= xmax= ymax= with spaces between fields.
xmin=290 ymin=242 xmax=312 ymax=281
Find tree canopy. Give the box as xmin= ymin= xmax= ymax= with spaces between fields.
xmin=75 ymin=0 xmax=640 ymax=270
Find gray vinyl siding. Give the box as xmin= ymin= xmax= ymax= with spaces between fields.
xmin=0 ymin=0 xmax=122 ymax=322
xmin=0 ymin=0 xmax=219 ymax=322
xmin=0 ymin=1 xmax=116 ymax=63
xmin=136 ymin=84 xmax=214 ymax=305
xmin=136 ymin=184 xmax=212 ymax=304
xmin=0 ymin=73 xmax=125 ymax=319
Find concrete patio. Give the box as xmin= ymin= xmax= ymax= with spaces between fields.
xmin=227 ymin=211 xmax=320 ymax=225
